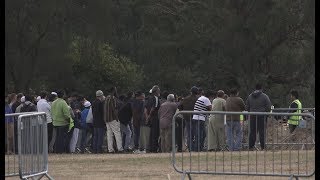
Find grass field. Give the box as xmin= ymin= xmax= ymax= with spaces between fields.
xmin=5 ymin=151 xmax=315 ymax=180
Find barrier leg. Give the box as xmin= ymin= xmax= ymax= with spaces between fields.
xmin=44 ymin=173 xmax=54 ymax=180
xmin=289 ymin=174 xmax=299 ymax=180
xmin=181 ymin=172 xmax=192 ymax=180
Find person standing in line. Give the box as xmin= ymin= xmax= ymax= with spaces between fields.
xmin=79 ymin=101 xmax=92 ymax=153
xmin=20 ymin=95 xmax=37 ymax=112
xmin=51 ymin=90 xmax=72 ymax=153
xmin=287 ymin=90 xmax=302 ymax=133
xmin=132 ymin=91 xmax=145 ymax=153
xmin=246 ymin=84 xmax=272 ymax=151
xmin=118 ymin=93 xmax=134 ymax=152
xmin=225 ymin=88 xmax=246 ymax=151
xmin=208 ymin=90 xmax=226 ymax=151
xmin=8 ymin=93 xmax=17 ymax=108
xmin=139 ymin=93 xmax=151 ymax=153
xmin=178 ymin=86 xmax=199 ymax=152
xmin=146 ymin=85 xmax=161 ymax=153
xmin=158 ymin=94 xmax=178 ymax=152
xmin=92 ymin=90 xmax=106 ymax=154
xmin=192 ymin=90 xmax=213 ymax=152
xmin=104 ymin=87 xmax=124 ymax=153
xmin=11 ymin=93 xmax=24 ymax=153
xmin=37 ymin=91 xmax=53 ymax=149
xmin=5 ymin=96 xmax=14 ymax=154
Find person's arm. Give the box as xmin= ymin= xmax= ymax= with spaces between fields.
xmin=239 ymin=98 xmax=246 ymax=111
xmin=206 ymin=98 xmax=212 ymax=111
xmin=265 ymin=95 xmax=272 ymax=112
xmin=144 ymin=107 xmax=149 ymax=124
xmin=245 ymin=97 xmax=250 ymax=111
xmin=62 ymin=101 xmax=72 ymax=122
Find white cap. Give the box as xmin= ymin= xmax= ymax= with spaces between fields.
xmin=21 ymin=96 xmax=26 ymax=103
xmin=84 ymin=101 xmax=91 ymax=108
xmin=51 ymin=92 xmax=57 ymax=96
xmin=36 ymin=96 xmax=41 ymax=101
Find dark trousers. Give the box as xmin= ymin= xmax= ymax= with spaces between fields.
xmin=175 ymin=117 xmax=184 ymax=152
xmin=92 ymin=127 xmax=105 ymax=153
xmin=66 ymin=127 xmax=74 ymax=153
xmin=80 ymin=128 xmax=87 ymax=151
xmin=149 ymin=118 xmax=160 ymax=152
xmin=14 ymin=120 xmax=18 ymax=153
xmin=133 ymin=126 xmax=140 ymax=149
xmin=47 ymin=122 xmax=53 ymax=148
xmin=249 ymin=115 xmax=266 ymax=150
xmin=86 ymin=123 xmax=94 ymax=150
xmin=54 ymin=125 xmax=69 ymax=153
xmin=192 ymin=120 xmax=205 ymax=152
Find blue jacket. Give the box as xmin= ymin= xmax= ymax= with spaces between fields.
xmin=5 ymin=104 xmax=13 ymax=123
xmin=80 ymin=108 xmax=90 ymax=129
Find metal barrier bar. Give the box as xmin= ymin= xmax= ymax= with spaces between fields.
xmin=17 ymin=112 xmax=53 ymax=180
xmin=171 ymin=111 xmax=315 ymax=180
xmin=5 ymin=113 xmax=33 ymax=177
xmin=5 ymin=112 xmax=53 ymax=179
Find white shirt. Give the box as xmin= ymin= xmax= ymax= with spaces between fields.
xmin=192 ymin=96 xmax=211 ymax=121
xmin=37 ymin=99 xmax=52 ymax=123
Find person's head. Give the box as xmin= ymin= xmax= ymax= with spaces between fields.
xmin=217 ymin=90 xmax=225 ymax=98
xmin=290 ymin=90 xmax=299 ymax=100
xmin=127 ymin=92 xmax=134 ymax=99
xmin=151 ymin=85 xmax=160 ymax=97
xmin=229 ymin=88 xmax=239 ymax=96
xmin=223 ymin=94 xmax=229 ymax=100
xmin=96 ymin=90 xmax=104 ymax=101
xmin=17 ymin=93 xmax=24 ymax=103
xmin=190 ymin=86 xmax=199 ymax=95
xmin=198 ymin=88 xmax=204 ymax=96
xmin=162 ymin=91 xmax=169 ymax=99
xmin=20 ymin=96 xmax=26 ymax=104
xmin=47 ymin=94 xmax=56 ymax=102
xmin=56 ymin=90 xmax=65 ymax=99
xmin=84 ymin=101 xmax=91 ymax=109
xmin=40 ymin=91 xmax=48 ymax=99
xmin=205 ymin=90 xmax=215 ymax=99
xmin=135 ymin=91 xmax=145 ymax=100
xmin=167 ymin=94 xmax=175 ymax=102
xmin=8 ymin=93 xmax=17 ymax=104
xmin=255 ymin=83 xmax=262 ymax=90
xmin=25 ymin=95 xmax=34 ymax=102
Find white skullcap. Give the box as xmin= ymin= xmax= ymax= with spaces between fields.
xmin=84 ymin=101 xmax=91 ymax=108
xmin=21 ymin=96 xmax=26 ymax=103
xmin=51 ymin=92 xmax=57 ymax=96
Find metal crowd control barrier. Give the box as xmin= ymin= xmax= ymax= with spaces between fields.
xmin=5 ymin=112 xmax=53 ymax=180
xmin=171 ymin=111 xmax=315 ymax=180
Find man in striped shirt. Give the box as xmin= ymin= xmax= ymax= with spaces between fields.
xmin=192 ymin=90 xmax=214 ymax=152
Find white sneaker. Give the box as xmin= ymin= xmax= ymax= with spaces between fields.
xmin=141 ymin=150 xmax=146 ymax=154
xmin=133 ymin=149 xmax=141 ymax=154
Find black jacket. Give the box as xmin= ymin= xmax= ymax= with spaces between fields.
xmin=92 ymin=99 xmax=105 ymax=128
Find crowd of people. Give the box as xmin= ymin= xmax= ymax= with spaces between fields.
xmin=5 ymin=84 xmax=303 ymax=154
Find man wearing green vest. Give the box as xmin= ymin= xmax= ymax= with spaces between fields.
xmin=287 ymin=90 xmax=302 ymax=133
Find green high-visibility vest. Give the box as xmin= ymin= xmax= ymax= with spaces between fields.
xmin=288 ymin=99 xmax=302 ymax=125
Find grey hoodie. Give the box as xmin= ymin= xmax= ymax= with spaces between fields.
xmin=246 ymin=90 xmax=271 ymax=112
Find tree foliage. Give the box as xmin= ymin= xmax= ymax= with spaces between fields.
xmin=5 ymin=0 xmax=314 ymax=107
